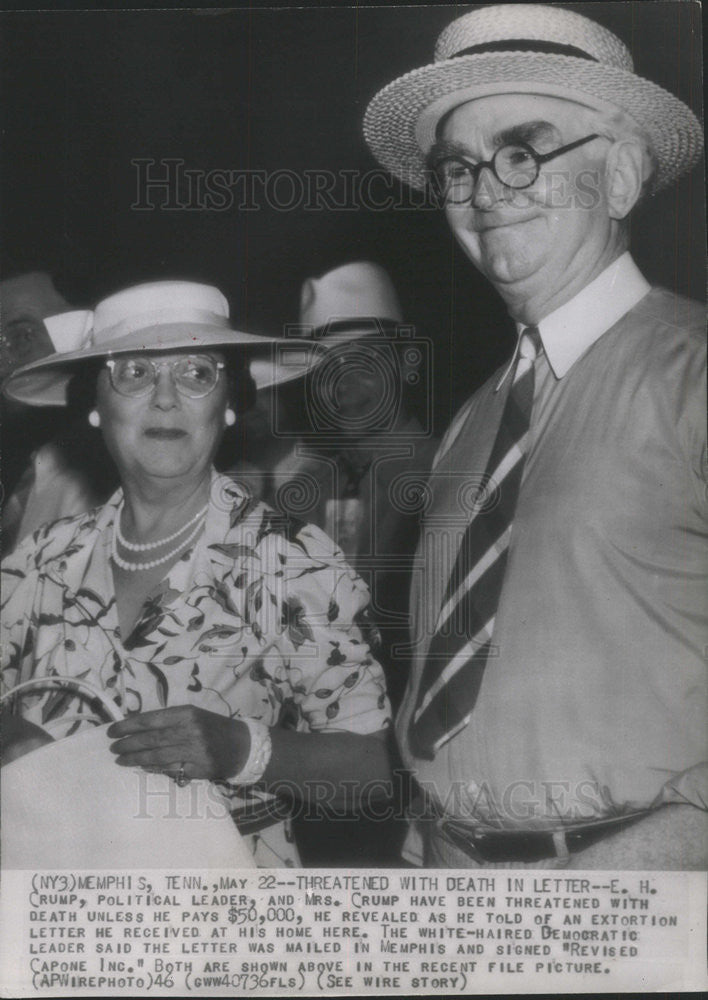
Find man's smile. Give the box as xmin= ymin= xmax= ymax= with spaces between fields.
xmin=472 ymin=213 xmax=541 ymax=234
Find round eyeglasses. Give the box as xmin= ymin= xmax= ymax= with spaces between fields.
xmin=430 ymin=133 xmax=601 ymax=204
xmin=105 ymin=354 xmax=225 ymax=399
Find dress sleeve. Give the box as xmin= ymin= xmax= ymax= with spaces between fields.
xmin=264 ymin=521 xmax=391 ymax=735
xmin=1 ymin=533 xmax=41 ymax=693
xmin=1 ymin=513 xmax=87 ymax=698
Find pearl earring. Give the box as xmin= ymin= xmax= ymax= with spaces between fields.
xmin=224 ymin=409 xmax=236 ymax=427
xmin=88 ymin=410 xmax=101 ymax=428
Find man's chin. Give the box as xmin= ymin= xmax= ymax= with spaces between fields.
xmin=475 ymin=242 xmax=548 ymax=288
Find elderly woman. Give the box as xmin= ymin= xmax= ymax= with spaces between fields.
xmin=1 ymin=280 xmax=392 ymax=867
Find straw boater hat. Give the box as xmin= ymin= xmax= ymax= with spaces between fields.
xmin=299 ymin=261 xmax=403 ymax=344
xmin=3 ymin=280 xmax=320 ymax=407
xmin=364 ymin=4 xmax=703 ymax=195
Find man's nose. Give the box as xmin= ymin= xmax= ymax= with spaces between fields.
xmin=471 ymin=165 xmax=507 ymax=209
xmin=151 ymin=366 xmax=180 ymax=408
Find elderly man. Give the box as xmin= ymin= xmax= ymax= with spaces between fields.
xmin=364 ymin=4 xmax=706 ymax=868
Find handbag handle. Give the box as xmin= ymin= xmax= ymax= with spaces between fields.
xmin=1 ymin=675 xmax=124 ymax=722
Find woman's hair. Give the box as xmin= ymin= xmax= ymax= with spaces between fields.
xmin=65 ymin=360 xmax=104 ymax=419
xmin=214 ymin=356 xmax=258 ymax=470
xmin=222 ymin=355 xmax=257 ymax=417
xmin=60 ymin=360 xmax=119 ymax=500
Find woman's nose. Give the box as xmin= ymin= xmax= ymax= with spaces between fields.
xmin=151 ymin=366 xmax=180 ymax=408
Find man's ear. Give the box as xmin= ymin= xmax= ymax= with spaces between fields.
xmin=604 ymin=139 xmax=646 ymax=219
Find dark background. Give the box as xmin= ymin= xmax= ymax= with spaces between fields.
xmin=2 ymin=1 xmax=704 ymax=431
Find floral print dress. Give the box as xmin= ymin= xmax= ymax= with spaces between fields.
xmin=1 ymin=472 xmax=391 ymax=866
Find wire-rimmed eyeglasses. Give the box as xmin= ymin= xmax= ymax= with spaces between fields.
xmin=105 ymin=354 xmax=225 ymax=399
xmin=429 ymin=133 xmax=601 ymax=204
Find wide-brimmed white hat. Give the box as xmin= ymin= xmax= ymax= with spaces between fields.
xmin=299 ymin=261 xmax=403 ymax=344
xmin=364 ymin=4 xmax=703 ymax=195
xmin=3 ymin=280 xmax=321 ymax=406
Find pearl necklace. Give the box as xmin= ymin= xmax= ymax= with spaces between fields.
xmin=115 ymin=499 xmax=210 ymax=551
xmin=111 ymin=513 xmax=206 ymax=572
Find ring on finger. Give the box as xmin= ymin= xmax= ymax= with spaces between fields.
xmin=175 ymin=762 xmax=190 ymax=787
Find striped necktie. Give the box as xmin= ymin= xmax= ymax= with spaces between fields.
xmin=409 ymin=326 xmax=542 ymax=759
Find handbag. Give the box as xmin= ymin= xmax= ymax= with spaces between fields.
xmin=1 ymin=676 xmax=255 ymax=869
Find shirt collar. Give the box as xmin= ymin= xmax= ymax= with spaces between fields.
xmin=495 ymin=253 xmax=651 ymax=391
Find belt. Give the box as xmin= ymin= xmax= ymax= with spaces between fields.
xmin=437 ymin=811 xmax=650 ymax=863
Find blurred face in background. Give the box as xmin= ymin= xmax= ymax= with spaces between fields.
xmin=0 ymin=272 xmax=69 ymax=382
xmin=310 ymin=337 xmax=403 ymax=436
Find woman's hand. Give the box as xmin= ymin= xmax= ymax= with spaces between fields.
xmin=107 ymin=706 xmax=250 ymax=783
xmin=108 ymin=708 xmax=393 ymax=811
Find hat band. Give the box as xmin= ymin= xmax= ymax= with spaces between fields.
xmin=451 ymin=40 xmax=599 ymax=62
xmin=92 ymin=306 xmax=231 ymax=346
xmin=44 ymin=310 xmax=94 ymax=354
xmin=313 ymin=318 xmax=400 ymax=338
